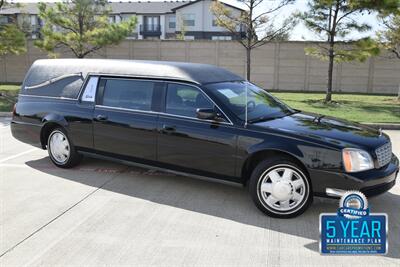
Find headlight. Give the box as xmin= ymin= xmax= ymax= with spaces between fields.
xmin=342 ymin=148 xmax=374 ymax=172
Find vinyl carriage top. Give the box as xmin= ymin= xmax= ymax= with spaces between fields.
xmin=25 ymin=59 xmax=244 ymax=87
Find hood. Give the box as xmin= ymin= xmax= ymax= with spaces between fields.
xmin=250 ymin=112 xmax=389 ymax=150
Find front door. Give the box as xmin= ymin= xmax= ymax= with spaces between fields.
xmin=157 ymin=82 xmax=237 ymax=179
xmin=93 ymin=77 xmax=163 ymax=162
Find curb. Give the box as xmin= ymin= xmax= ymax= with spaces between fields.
xmin=0 ymin=112 xmax=12 ymax=117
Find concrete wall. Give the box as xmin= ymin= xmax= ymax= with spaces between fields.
xmin=1 ymin=40 xmax=399 ymax=95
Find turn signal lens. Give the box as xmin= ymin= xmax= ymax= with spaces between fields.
xmin=342 ymin=148 xmax=374 ymax=173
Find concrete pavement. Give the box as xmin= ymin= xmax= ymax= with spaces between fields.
xmin=0 ymin=118 xmax=399 ymax=266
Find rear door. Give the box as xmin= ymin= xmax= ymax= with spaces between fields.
xmin=93 ymin=77 xmax=163 ymax=162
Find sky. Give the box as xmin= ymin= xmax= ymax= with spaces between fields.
xmin=9 ymin=0 xmax=383 ymax=41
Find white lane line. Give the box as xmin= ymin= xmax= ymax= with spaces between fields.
xmin=0 ymin=167 xmax=126 ymax=259
xmin=0 ymin=163 xmax=31 ymax=168
xmin=0 ymin=148 xmax=38 ymax=164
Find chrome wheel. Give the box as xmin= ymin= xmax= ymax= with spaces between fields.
xmin=258 ymin=165 xmax=307 ymax=212
xmin=49 ymin=130 xmax=70 ymax=164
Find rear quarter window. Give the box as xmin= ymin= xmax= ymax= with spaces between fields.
xmin=21 ymin=74 xmax=84 ymax=98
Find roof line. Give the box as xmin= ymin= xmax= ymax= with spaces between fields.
xmin=172 ymin=0 xmax=245 ymax=12
xmin=0 ymin=1 xmax=190 ymax=15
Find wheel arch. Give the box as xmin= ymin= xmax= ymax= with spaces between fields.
xmin=241 ymin=149 xmax=310 ymax=186
xmin=40 ymin=115 xmax=69 ymax=149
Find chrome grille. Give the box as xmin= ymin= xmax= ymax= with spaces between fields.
xmin=375 ymin=142 xmax=392 ymax=167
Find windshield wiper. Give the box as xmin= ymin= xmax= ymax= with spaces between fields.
xmin=248 ymin=116 xmax=277 ymax=124
xmin=248 ymin=110 xmax=300 ymax=124
xmin=290 ymin=109 xmax=301 ymax=114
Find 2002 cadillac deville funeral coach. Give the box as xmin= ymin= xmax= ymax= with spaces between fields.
xmin=11 ymin=59 xmax=399 ymax=218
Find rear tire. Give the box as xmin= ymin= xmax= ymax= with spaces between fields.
xmin=249 ymin=157 xmax=313 ymax=218
xmin=47 ymin=127 xmax=82 ymax=168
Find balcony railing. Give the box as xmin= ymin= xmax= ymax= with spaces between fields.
xmin=139 ymin=24 xmax=161 ymax=36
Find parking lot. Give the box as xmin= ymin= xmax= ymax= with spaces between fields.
xmin=0 ymin=117 xmax=399 ymax=266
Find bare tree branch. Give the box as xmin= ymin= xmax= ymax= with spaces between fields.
xmin=252 ymin=0 xmax=293 ymax=22
xmin=211 ymin=0 xmax=295 ymax=80
xmin=392 ymin=48 xmax=400 ymax=59
xmin=335 ymin=9 xmax=360 ymax=26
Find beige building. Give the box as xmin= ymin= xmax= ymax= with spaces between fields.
xmin=0 ymin=0 xmax=245 ymax=40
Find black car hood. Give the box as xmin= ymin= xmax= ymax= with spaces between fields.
xmin=250 ymin=112 xmax=389 ymax=150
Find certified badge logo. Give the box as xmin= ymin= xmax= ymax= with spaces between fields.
xmin=320 ymin=191 xmax=388 ymax=255
xmin=338 ymin=191 xmax=369 ymax=219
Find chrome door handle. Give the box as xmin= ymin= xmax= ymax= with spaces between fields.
xmin=96 ymin=114 xmax=108 ymax=121
xmin=162 ymin=124 xmax=176 ymax=132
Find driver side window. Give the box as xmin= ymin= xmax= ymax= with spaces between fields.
xmin=166 ymin=83 xmax=214 ymax=118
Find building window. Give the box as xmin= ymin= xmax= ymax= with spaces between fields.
xmin=109 ymin=15 xmax=122 ymax=24
xmin=30 ymin=15 xmax=37 ymax=26
xmin=168 ymin=16 xmax=176 ymax=28
xmin=145 ymin=16 xmax=160 ymax=31
xmin=0 ymin=16 xmax=9 ymax=24
xmin=182 ymin=14 xmax=195 ymax=27
xmin=1 ymin=15 xmax=15 ymax=24
xmin=211 ymin=36 xmax=232 ymax=41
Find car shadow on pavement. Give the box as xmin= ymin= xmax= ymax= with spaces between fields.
xmin=26 ymin=156 xmax=400 ymax=260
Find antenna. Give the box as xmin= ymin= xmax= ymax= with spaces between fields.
xmin=244 ymin=81 xmax=248 ymax=128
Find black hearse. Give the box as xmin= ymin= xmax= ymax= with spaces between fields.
xmin=11 ymin=59 xmax=398 ymax=218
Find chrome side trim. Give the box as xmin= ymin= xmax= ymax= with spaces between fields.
xmin=95 ymin=105 xmax=159 ymax=115
xmin=158 ymin=112 xmax=233 ymax=126
xmin=18 ymin=94 xmax=78 ymax=101
xmin=11 ymin=120 xmax=42 ymax=127
xmin=95 ymin=104 xmax=234 ymax=126
xmin=83 ymin=72 xmax=201 ymax=85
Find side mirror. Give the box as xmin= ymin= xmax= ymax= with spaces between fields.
xmin=196 ymin=108 xmax=217 ymax=120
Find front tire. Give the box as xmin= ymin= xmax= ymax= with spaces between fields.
xmin=47 ymin=127 xmax=82 ymax=168
xmin=249 ymin=157 xmax=313 ymax=218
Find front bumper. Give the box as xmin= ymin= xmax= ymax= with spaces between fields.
xmin=310 ymin=154 xmax=399 ymax=198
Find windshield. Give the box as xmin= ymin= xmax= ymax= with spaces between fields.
xmin=206 ymin=81 xmax=294 ymax=123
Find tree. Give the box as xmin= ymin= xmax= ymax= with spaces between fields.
xmin=211 ymin=0 xmax=297 ymax=81
xmin=176 ymin=15 xmax=187 ymax=40
xmin=357 ymin=0 xmax=399 ymax=13
xmin=379 ymin=13 xmax=400 ymax=59
xmin=377 ymin=6 xmax=400 ymax=99
xmin=35 ymin=0 xmax=137 ymax=58
xmin=0 ymin=0 xmax=26 ymax=56
xmin=298 ymin=0 xmax=379 ymax=102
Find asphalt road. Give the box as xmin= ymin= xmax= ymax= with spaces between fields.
xmin=0 ymin=118 xmax=399 ymax=266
